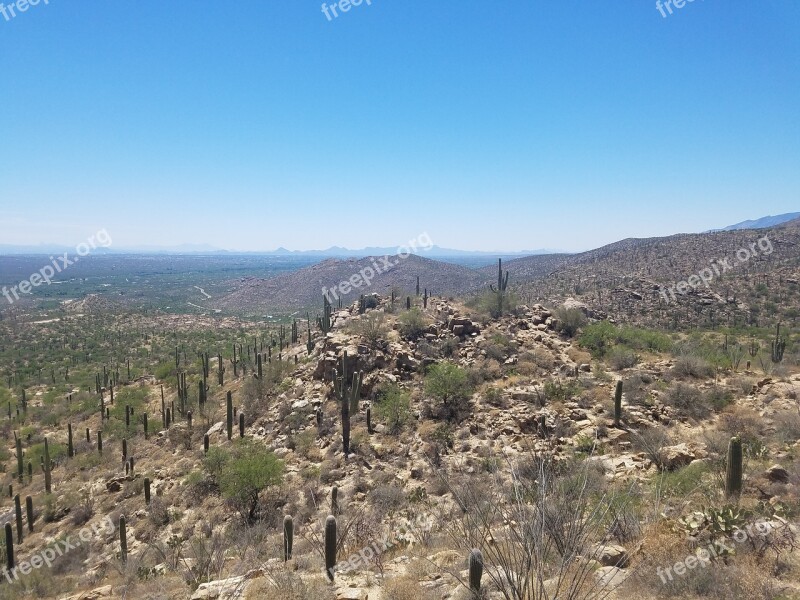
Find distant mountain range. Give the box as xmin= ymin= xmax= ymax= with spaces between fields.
xmin=709 ymin=212 xmax=800 ymax=232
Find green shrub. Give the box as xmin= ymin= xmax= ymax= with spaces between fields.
xmin=554 ymin=307 xmax=588 ymax=337
xmin=398 ymin=308 xmax=429 ymax=340
xmin=424 ymin=362 xmax=473 ymax=419
xmin=375 ymin=384 xmax=411 ymax=434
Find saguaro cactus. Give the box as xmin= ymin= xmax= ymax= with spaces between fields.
xmin=43 ymin=437 xmax=52 ymax=494
xmin=226 ymin=392 xmax=233 ymax=441
xmin=14 ymin=494 xmax=23 ymax=543
xmin=68 ymin=423 xmax=74 ymax=458
xmin=726 ymin=436 xmax=743 ymax=498
xmin=239 ymin=412 xmax=245 ymax=438
xmin=15 ymin=433 xmax=23 ymax=483
xmin=119 ymin=515 xmax=128 ymax=564
xmin=217 ymin=353 xmax=225 ymax=386
xmin=325 ymin=515 xmax=337 ymax=581
xmin=203 ymin=434 xmax=210 ymax=454
xmin=25 ymin=496 xmax=33 ymax=533
xmin=331 ymin=485 xmax=339 ymax=516
xmin=318 ymin=295 xmax=333 ymax=334
xmin=283 ymin=515 xmax=294 ymax=561
xmin=614 ymin=380 xmax=623 ymax=427
xmin=771 ymin=322 xmax=786 ymax=363
xmin=469 ymin=548 xmax=484 ymax=593
xmin=98 ymin=431 xmax=103 ymax=455
xmin=489 ymin=258 xmax=510 ymax=316
xmin=5 ymin=523 xmax=13 ymax=571
xmin=144 ymin=477 xmax=151 ymax=505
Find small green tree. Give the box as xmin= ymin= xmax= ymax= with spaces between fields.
xmin=375 ymin=384 xmax=411 ymax=435
xmin=425 ymin=362 xmax=473 ymax=419
xmin=204 ymin=439 xmax=283 ymax=521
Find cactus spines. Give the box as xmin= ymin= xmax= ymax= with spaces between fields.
xmin=144 ymin=477 xmax=151 ymax=505
xmin=614 ymin=380 xmax=623 ymax=427
xmin=43 ymin=437 xmax=52 ymax=494
xmin=239 ymin=412 xmax=245 ymax=438
xmin=283 ymin=515 xmax=294 ymax=561
xmin=726 ymin=436 xmax=743 ymax=498
xmin=324 ymin=515 xmax=337 ymax=581
xmin=203 ymin=434 xmax=210 ymax=454
xmin=489 ymin=257 xmax=510 ymax=316
xmin=14 ymin=494 xmax=23 ymax=543
xmin=119 ymin=515 xmax=128 ymax=565
xmin=226 ymin=391 xmax=233 ymax=441
xmin=469 ymin=548 xmax=484 ymax=593
xmin=5 ymin=523 xmax=13 ymax=571
xmin=25 ymin=496 xmax=33 ymax=532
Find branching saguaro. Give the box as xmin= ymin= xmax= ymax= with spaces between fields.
xmin=436 ymin=445 xmax=639 ymax=600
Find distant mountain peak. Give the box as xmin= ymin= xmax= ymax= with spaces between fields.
xmin=711 ymin=212 xmax=800 ymax=232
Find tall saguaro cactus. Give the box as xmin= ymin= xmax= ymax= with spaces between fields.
xmin=283 ymin=515 xmax=294 ymax=561
xmin=119 ymin=515 xmax=128 ymax=565
xmin=726 ymin=436 xmax=743 ymax=498
xmin=325 ymin=515 xmax=337 ymax=581
xmin=4 ymin=523 xmax=13 ymax=572
xmin=226 ymin=392 xmax=233 ymax=441
xmin=334 ymin=352 xmax=362 ymax=456
xmin=489 ymin=258 xmax=510 ymax=316
xmin=318 ymin=295 xmax=333 ymax=334
xmin=15 ymin=433 xmax=23 ymax=484
xmin=771 ymin=322 xmax=786 ymax=363
xmin=614 ymin=380 xmax=623 ymax=427
xmin=43 ymin=437 xmax=52 ymax=494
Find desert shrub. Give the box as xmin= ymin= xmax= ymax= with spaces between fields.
xmin=350 ymin=312 xmax=388 ymax=347
xmin=661 ymin=382 xmax=710 ymax=420
xmin=543 ymin=379 xmax=579 ymax=403
xmin=579 ymin=321 xmax=617 ymax=357
xmin=375 ymin=384 xmax=411 ymax=434
xmin=672 ymin=354 xmax=715 ymax=379
xmin=203 ymin=438 xmax=283 ymax=521
xmin=631 ymin=426 xmax=674 ymax=471
xmin=484 ymin=333 xmax=515 ymax=362
xmin=468 ymin=289 xmax=519 ymax=318
xmin=398 ymin=308 xmax=429 ymax=340
xmin=439 ymin=336 xmax=460 ymax=357
xmin=608 ymin=346 xmax=640 ymax=370
xmin=554 ymin=307 xmax=588 ymax=337
xmin=425 ymin=362 xmax=473 ymax=420
xmin=383 ymin=575 xmax=441 ymax=600
xmin=370 ymin=484 xmax=406 ymax=514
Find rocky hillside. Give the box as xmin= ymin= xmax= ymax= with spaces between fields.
xmin=503 ymin=218 xmax=800 ymax=329
xmin=216 ymin=254 xmax=486 ymax=316
xmin=2 ymin=292 xmax=799 ymax=599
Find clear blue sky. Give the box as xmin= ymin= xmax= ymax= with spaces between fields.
xmin=1 ymin=1 xmax=798 ymax=252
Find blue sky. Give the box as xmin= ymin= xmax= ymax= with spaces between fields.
xmin=1 ymin=1 xmax=798 ymax=252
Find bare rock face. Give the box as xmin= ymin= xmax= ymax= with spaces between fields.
xmin=447 ymin=316 xmax=480 ymax=336
xmin=658 ymin=444 xmax=696 ymax=470
xmin=592 ymin=543 xmax=630 ymax=568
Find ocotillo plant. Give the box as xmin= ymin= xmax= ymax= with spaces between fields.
xmin=489 ymin=258 xmax=510 ymax=316
xmin=726 ymin=436 xmax=743 ymax=498
xmin=325 ymin=515 xmax=337 ymax=581
xmin=614 ymin=380 xmax=623 ymax=427
xmin=119 ymin=515 xmax=128 ymax=564
xmin=771 ymin=322 xmax=786 ymax=363
xmin=469 ymin=549 xmax=484 ymax=593
xmin=43 ymin=438 xmax=52 ymax=494
xmin=283 ymin=515 xmax=293 ymax=561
